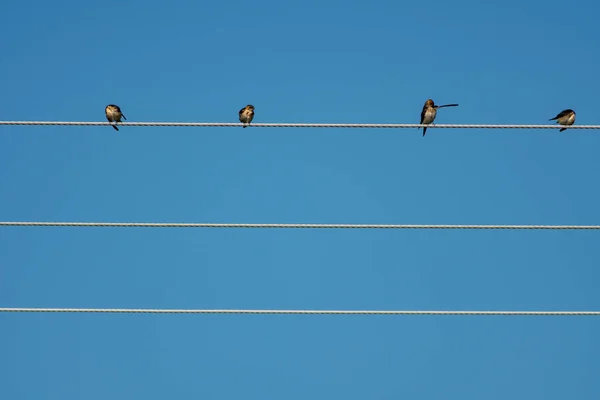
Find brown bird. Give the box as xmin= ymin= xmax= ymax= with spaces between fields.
xmin=549 ymin=109 xmax=576 ymax=132
xmin=419 ymin=99 xmax=459 ymax=137
xmin=239 ymin=105 xmax=255 ymax=128
xmin=105 ymin=104 xmax=126 ymax=131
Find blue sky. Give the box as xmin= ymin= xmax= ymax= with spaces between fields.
xmin=1 ymin=0 xmax=599 ymax=398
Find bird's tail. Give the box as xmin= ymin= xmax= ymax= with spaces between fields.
xmin=422 ymin=127 xmax=427 ymax=137
xmin=436 ymin=103 xmax=459 ymax=108
xmin=112 ymin=124 xmax=119 ymax=131
xmin=549 ymin=117 xmax=558 ymax=121
xmin=560 ymin=127 xmax=567 ymax=132
xmin=243 ymin=125 xmax=247 ymax=128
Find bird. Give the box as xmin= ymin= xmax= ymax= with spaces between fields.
xmin=239 ymin=105 xmax=255 ymax=128
xmin=419 ymin=99 xmax=459 ymax=137
xmin=105 ymin=104 xmax=126 ymax=131
xmin=549 ymin=109 xmax=576 ymax=132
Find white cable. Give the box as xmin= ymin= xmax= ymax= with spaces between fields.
xmin=0 ymin=121 xmax=597 ymax=129
xmin=0 ymin=308 xmax=598 ymax=315
xmin=1 ymin=221 xmax=599 ymax=230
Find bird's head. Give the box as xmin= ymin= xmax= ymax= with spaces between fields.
xmin=424 ymin=99 xmax=435 ymax=107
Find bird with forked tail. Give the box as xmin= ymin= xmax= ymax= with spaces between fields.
xmin=419 ymin=99 xmax=459 ymax=137
xmin=549 ymin=109 xmax=576 ymax=132
xmin=239 ymin=104 xmax=255 ymax=128
xmin=105 ymin=104 xmax=126 ymax=131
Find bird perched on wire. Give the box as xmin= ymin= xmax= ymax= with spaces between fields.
xmin=105 ymin=104 xmax=126 ymax=131
xmin=239 ymin=105 xmax=255 ymax=128
xmin=419 ymin=99 xmax=459 ymax=137
xmin=549 ymin=109 xmax=576 ymax=132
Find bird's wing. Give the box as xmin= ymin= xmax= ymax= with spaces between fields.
xmin=550 ymin=110 xmax=569 ymax=121
xmin=436 ymin=103 xmax=459 ymax=108
xmin=419 ymin=106 xmax=427 ymax=124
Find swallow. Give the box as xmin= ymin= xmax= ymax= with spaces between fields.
xmin=419 ymin=99 xmax=459 ymax=137
xmin=105 ymin=104 xmax=126 ymax=131
xmin=239 ymin=105 xmax=255 ymax=128
xmin=549 ymin=109 xmax=576 ymax=132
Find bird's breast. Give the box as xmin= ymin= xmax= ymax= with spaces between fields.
xmin=558 ymin=113 xmax=575 ymax=125
xmin=423 ymin=108 xmax=436 ymax=124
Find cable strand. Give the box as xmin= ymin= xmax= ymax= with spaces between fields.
xmin=0 ymin=121 xmax=598 ymax=129
xmin=0 ymin=308 xmax=598 ymax=315
xmin=1 ymin=221 xmax=599 ymax=229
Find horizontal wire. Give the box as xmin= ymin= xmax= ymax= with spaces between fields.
xmin=0 ymin=121 xmax=598 ymax=129
xmin=0 ymin=308 xmax=598 ymax=316
xmin=1 ymin=221 xmax=599 ymax=230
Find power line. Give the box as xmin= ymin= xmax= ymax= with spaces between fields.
xmin=1 ymin=221 xmax=599 ymax=230
xmin=0 ymin=307 xmax=598 ymax=316
xmin=0 ymin=121 xmax=598 ymax=129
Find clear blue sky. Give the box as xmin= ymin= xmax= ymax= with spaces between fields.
xmin=1 ymin=0 xmax=599 ymax=398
